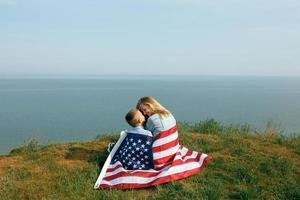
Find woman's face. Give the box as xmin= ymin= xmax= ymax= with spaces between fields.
xmin=139 ymin=104 xmax=152 ymax=117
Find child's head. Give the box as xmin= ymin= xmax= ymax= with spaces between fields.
xmin=136 ymin=96 xmax=170 ymax=117
xmin=125 ymin=108 xmax=145 ymax=127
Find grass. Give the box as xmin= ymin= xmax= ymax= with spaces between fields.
xmin=0 ymin=119 xmax=299 ymax=200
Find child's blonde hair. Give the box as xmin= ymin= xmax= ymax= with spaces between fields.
xmin=136 ymin=96 xmax=170 ymax=117
xmin=125 ymin=108 xmax=143 ymax=127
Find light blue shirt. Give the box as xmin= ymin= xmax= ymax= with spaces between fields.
xmin=126 ymin=126 xmax=153 ymax=137
xmin=145 ymin=113 xmax=176 ymax=137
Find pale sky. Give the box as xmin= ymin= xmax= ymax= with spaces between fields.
xmin=0 ymin=0 xmax=300 ymax=76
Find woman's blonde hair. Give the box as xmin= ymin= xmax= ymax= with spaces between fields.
xmin=136 ymin=96 xmax=170 ymax=117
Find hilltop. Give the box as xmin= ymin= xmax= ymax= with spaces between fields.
xmin=0 ymin=119 xmax=299 ymax=200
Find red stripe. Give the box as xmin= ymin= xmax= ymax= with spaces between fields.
xmin=104 ymin=154 xmax=203 ymax=181
xmin=153 ymin=153 xmax=177 ymax=165
xmin=101 ymin=167 xmax=199 ymax=189
xmin=154 ymin=162 xmax=172 ymax=171
xmin=182 ymin=150 xmax=193 ymax=159
xmin=154 ymin=126 xmax=177 ymax=140
xmin=106 ymin=164 xmax=123 ymax=172
xmin=155 ymin=153 xmax=201 ymax=171
xmin=106 ymin=147 xmax=190 ymax=173
xmin=153 ymin=147 xmax=182 ymax=167
xmin=153 ymin=149 xmax=183 ymax=170
xmin=98 ymin=156 xmax=211 ymax=189
xmin=103 ymin=170 xmax=161 ymax=180
xmin=152 ymin=138 xmax=179 ymax=153
xmin=105 ymin=149 xmax=198 ymax=174
xmin=106 ymin=148 xmax=182 ymax=173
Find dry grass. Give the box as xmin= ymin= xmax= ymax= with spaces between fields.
xmin=0 ymin=121 xmax=299 ymax=200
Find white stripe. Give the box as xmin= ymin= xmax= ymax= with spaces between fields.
xmin=102 ymin=162 xmax=199 ymax=185
xmin=106 ymin=148 xmax=200 ymax=177
xmin=107 ymin=161 xmax=122 ymax=169
xmin=105 ymin=166 xmax=157 ymax=177
xmin=153 ymin=144 xmax=180 ymax=160
xmin=108 ymin=147 xmax=188 ymax=168
xmin=107 ymin=151 xmax=201 ymax=176
xmin=94 ymin=131 xmax=127 ymax=189
xmin=188 ymin=151 xmax=198 ymax=160
xmin=100 ymin=156 xmax=207 ymax=186
xmin=154 ymin=162 xmax=170 ymax=169
xmin=198 ymin=153 xmax=207 ymax=167
xmin=152 ymin=132 xmax=178 ymax=147
xmin=174 ymin=151 xmax=198 ymax=161
xmin=180 ymin=147 xmax=189 ymax=157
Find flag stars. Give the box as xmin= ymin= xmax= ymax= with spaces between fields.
xmin=111 ymin=135 xmax=154 ymax=170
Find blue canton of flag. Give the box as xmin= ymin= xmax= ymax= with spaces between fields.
xmin=111 ymin=133 xmax=154 ymax=170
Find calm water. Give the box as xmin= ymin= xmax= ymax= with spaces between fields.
xmin=1 ymin=76 xmax=300 ymax=155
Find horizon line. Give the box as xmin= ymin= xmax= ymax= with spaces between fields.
xmin=1 ymin=73 xmax=300 ymax=78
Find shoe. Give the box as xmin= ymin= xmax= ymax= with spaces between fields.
xmin=107 ymin=143 xmax=115 ymax=153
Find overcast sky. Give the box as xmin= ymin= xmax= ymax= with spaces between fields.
xmin=0 ymin=0 xmax=300 ymax=76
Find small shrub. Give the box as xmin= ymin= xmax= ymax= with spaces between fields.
xmin=259 ymin=162 xmax=272 ymax=176
xmin=281 ymin=180 xmax=300 ymax=200
xmin=201 ymin=179 xmax=223 ymax=200
xmin=8 ymin=167 xmax=31 ymax=180
xmin=230 ymin=186 xmax=258 ymax=200
xmin=95 ymin=132 xmax=119 ymax=141
xmin=0 ymin=175 xmax=14 ymax=200
xmin=234 ymin=166 xmax=257 ymax=184
xmin=271 ymin=156 xmax=293 ymax=177
xmin=191 ymin=118 xmax=223 ymax=134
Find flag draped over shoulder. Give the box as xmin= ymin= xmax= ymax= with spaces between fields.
xmin=94 ymin=126 xmax=210 ymax=189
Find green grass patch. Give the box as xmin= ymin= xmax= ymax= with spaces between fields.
xmin=1 ymin=119 xmax=299 ymax=199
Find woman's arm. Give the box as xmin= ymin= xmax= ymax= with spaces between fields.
xmin=145 ymin=114 xmax=165 ymax=137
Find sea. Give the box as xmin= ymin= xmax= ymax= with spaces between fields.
xmin=1 ymin=75 xmax=299 ymax=155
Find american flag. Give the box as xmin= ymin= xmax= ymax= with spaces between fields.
xmin=94 ymin=125 xmax=210 ymax=189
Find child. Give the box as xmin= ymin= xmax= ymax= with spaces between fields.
xmin=107 ymin=108 xmax=154 ymax=170
xmin=107 ymin=108 xmax=152 ymax=152
xmin=124 ymin=108 xmax=153 ymax=137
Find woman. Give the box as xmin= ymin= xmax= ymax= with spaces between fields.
xmin=137 ymin=96 xmax=211 ymax=175
xmin=94 ymin=96 xmax=210 ymax=189
xmin=137 ymin=96 xmax=175 ymax=137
